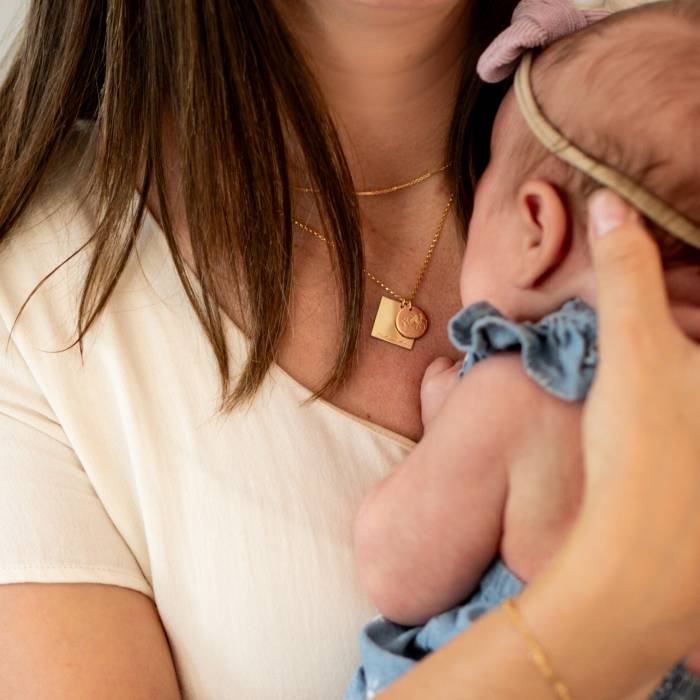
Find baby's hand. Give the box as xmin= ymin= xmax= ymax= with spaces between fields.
xmin=420 ymin=356 xmax=462 ymax=428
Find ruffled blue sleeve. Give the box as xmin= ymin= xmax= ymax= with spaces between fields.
xmin=447 ymin=298 xmax=598 ymax=401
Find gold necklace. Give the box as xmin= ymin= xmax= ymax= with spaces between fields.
xmin=292 ymin=192 xmax=454 ymax=350
xmin=293 ymin=163 xmax=451 ymax=197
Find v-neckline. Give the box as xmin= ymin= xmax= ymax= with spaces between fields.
xmin=138 ymin=197 xmax=417 ymax=451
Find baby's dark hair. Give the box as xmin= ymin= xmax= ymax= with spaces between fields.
xmin=509 ymin=0 xmax=700 ymax=266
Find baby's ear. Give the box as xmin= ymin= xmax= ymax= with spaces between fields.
xmin=514 ymin=179 xmax=570 ymax=289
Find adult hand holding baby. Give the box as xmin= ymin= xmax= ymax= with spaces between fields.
xmin=583 ymin=187 xmax=700 ymax=592
xmin=378 ymin=190 xmax=700 ymax=700
xmin=509 ymin=188 xmax=700 ymax=699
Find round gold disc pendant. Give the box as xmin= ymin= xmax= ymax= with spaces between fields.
xmin=395 ymin=304 xmax=429 ymax=339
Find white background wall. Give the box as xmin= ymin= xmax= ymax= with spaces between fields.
xmin=0 ymin=0 xmax=28 ymax=65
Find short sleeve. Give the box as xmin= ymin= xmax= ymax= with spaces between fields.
xmin=0 ymin=317 xmax=154 ymax=598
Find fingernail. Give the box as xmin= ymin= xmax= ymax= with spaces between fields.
xmin=589 ymin=190 xmax=631 ymax=237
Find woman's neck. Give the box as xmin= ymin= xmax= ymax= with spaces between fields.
xmin=278 ymin=0 xmax=470 ymax=188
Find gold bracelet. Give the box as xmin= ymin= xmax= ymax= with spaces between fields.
xmin=503 ymin=597 xmax=574 ymax=700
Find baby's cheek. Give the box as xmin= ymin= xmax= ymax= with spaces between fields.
xmin=460 ymin=242 xmax=514 ymax=311
xmin=459 ymin=223 xmax=495 ymax=306
xmin=458 ymin=259 xmax=471 ymax=306
xmin=458 ymin=244 xmax=479 ymax=303
xmin=459 ymin=255 xmax=488 ymax=307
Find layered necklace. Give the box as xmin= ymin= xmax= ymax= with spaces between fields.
xmin=292 ymin=164 xmax=454 ymax=351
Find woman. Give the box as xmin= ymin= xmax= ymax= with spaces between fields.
xmin=0 ymin=1 xmax=699 ymax=698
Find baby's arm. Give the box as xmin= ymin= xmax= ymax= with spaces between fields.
xmin=354 ymin=354 xmax=541 ymax=627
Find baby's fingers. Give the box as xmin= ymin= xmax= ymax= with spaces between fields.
xmin=422 ymin=356 xmax=457 ymax=384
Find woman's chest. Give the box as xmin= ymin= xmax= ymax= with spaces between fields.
xmin=277 ymin=240 xmax=464 ymax=442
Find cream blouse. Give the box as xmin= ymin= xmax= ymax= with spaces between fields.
xmin=0 ymin=132 xmax=413 ymax=699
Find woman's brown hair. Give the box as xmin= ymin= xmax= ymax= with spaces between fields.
xmin=0 ymin=0 xmax=517 ymax=410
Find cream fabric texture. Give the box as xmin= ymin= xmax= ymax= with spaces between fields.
xmin=0 ymin=132 xmax=412 ymax=699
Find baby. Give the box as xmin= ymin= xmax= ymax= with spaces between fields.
xmin=345 ymin=1 xmax=700 ymax=698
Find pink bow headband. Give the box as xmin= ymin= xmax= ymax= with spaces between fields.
xmin=477 ymin=0 xmax=610 ymax=83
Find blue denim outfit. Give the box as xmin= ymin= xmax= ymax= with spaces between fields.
xmin=344 ymin=298 xmax=700 ymax=700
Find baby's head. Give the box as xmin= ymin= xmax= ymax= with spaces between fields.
xmin=461 ymin=0 xmax=700 ymax=320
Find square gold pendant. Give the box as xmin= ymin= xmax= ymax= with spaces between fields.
xmin=370 ymin=296 xmax=414 ymax=350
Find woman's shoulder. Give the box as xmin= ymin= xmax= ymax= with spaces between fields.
xmin=0 ymin=121 xmax=244 ymax=413
xmin=2 ymin=119 xmax=96 ymax=237
xmin=0 ymin=123 xmax=99 ymax=332
xmin=0 ymin=122 xmax=190 ymax=350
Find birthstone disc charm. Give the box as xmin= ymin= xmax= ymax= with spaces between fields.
xmin=395 ymin=304 xmax=429 ymax=339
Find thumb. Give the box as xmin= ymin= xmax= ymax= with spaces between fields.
xmin=588 ymin=190 xmax=674 ymax=358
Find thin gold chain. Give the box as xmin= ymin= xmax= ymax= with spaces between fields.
xmin=294 ymin=163 xmax=451 ymax=197
xmin=292 ymin=192 xmax=454 ymax=306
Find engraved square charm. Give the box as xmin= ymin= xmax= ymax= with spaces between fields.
xmin=370 ymin=296 xmax=414 ymax=350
